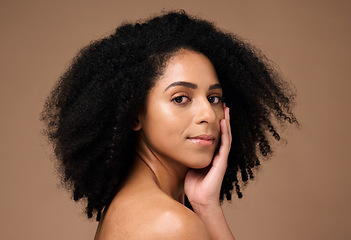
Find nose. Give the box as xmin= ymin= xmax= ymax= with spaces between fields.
xmin=193 ymin=98 xmax=216 ymax=124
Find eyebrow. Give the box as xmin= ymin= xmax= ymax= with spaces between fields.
xmin=209 ymin=83 xmax=222 ymax=90
xmin=164 ymin=81 xmax=222 ymax=92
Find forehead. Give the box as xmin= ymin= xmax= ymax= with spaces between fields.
xmin=154 ymin=49 xmax=220 ymax=90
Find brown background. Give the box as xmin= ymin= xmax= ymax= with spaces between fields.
xmin=1 ymin=0 xmax=350 ymax=239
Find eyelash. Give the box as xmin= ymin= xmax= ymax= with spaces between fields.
xmin=171 ymin=95 xmax=222 ymax=105
xmin=208 ymin=95 xmax=222 ymax=104
xmin=172 ymin=95 xmax=190 ymax=104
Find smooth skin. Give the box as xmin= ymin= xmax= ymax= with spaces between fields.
xmin=95 ymin=49 xmax=235 ymax=240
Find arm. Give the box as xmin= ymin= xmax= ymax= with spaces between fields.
xmin=184 ymin=105 xmax=235 ymax=240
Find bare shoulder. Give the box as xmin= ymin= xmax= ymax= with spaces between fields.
xmin=97 ymin=190 xmax=210 ymax=240
xmin=145 ymin=201 xmax=211 ymax=240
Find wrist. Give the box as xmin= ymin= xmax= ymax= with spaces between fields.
xmin=191 ymin=201 xmax=223 ymax=218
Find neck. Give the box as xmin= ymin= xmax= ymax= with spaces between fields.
xmin=132 ymin=136 xmax=188 ymax=203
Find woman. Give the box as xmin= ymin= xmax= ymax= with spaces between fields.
xmin=41 ymin=11 xmax=297 ymax=239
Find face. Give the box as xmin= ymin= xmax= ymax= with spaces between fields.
xmin=135 ymin=49 xmax=224 ymax=169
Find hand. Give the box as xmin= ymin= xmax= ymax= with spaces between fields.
xmin=184 ymin=104 xmax=232 ymax=211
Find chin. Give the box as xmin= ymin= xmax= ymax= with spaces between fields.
xmin=188 ymin=155 xmax=214 ymax=169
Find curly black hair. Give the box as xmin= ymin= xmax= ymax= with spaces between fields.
xmin=41 ymin=10 xmax=298 ymax=221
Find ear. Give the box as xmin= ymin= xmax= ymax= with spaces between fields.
xmin=131 ymin=115 xmax=142 ymax=131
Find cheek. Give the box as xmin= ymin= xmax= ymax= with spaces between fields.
xmin=216 ymin=104 xmax=224 ymax=117
xmin=214 ymin=106 xmax=224 ymax=124
xmin=147 ymin=103 xmax=187 ymax=137
xmin=214 ymin=107 xmax=224 ymax=139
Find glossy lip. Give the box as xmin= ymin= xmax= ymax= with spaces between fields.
xmin=187 ymin=134 xmax=215 ymax=147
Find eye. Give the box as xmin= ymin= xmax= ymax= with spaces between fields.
xmin=172 ymin=95 xmax=191 ymax=104
xmin=208 ymin=95 xmax=222 ymax=104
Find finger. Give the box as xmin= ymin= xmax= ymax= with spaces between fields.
xmin=226 ymin=107 xmax=232 ymax=144
xmin=220 ymin=107 xmax=231 ymax=153
xmin=206 ymin=107 xmax=231 ymax=176
xmin=202 ymin=118 xmax=232 ymax=190
xmin=212 ymin=118 xmax=230 ymax=167
xmin=220 ymin=108 xmax=230 ymax=147
xmin=219 ymin=116 xmax=231 ymax=156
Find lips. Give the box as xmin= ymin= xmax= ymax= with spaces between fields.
xmin=187 ymin=134 xmax=215 ymax=146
